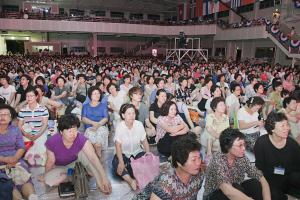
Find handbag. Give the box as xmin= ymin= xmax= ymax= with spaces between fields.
xmin=73 ymin=162 xmax=89 ymax=199
xmin=130 ymin=153 xmax=160 ymax=189
xmin=2 ymin=163 xmax=31 ymax=185
xmin=188 ymin=108 xmax=200 ymax=124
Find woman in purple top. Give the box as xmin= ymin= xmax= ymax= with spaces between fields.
xmin=0 ymin=104 xmax=37 ymax=199
xmin=42 ymin=114 xmax=112 ymax=194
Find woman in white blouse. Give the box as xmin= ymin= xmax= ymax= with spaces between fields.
xmin=237 ymin=96 xmax=265 ymax=151
xmin=112 ymin=103 xmax=150 ymax=191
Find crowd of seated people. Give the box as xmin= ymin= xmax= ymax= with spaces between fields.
xmin=0 ymin=54 xmax=299 ymax=199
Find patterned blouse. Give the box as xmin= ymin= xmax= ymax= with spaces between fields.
xmin=155 ymin=115 xmax=184 ymax=142
xmin=175 ymin=87 xmax=191 ymax=104
xmin=204 ymin=152 xmax=262 ymax=197
xmin=133 ymin=169 xmax=204 ymax=200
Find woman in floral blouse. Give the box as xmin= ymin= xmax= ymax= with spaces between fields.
xmin=134 ymin=134 xmax=204 ymax=200
xmin=204 ymin=128 xmax=271 ymax=200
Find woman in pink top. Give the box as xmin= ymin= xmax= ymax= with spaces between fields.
xmin=283 ymin=72 xmax=295 ymax=92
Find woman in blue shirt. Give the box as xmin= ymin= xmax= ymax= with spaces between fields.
xmin=81 ymin=86 xmax=109 ymax=158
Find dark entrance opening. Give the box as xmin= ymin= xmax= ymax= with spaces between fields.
xmin=6 ymin=40 xmax=24 ymax=54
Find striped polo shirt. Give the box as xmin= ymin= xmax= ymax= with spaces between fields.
xmin=18 ymin=104 xmax=49 ymax=134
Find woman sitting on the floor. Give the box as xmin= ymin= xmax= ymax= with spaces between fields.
xmin=254 ymin=112 xmax=300 ymax=200
xmin=112 ymin=103 xmax=150 ymax=190
xmin=156 ymin=100 xmax=189 ymax=157
xmin=82 ymin=86 xmax=109 ymax=157
xmin=204 ymin=128 xmax=271 ymax=200
xmin=0 ymin=104 xmax=37 ymax=200
xmin=42 ymin=114 xmax=112 ymax=194
xmin=134 ymin=134 xmax=204 ymax=200
xmin=201 ymin=97 xmax=229 ymax=160
xmin=18 ymin=88 xmax=49 ymax=166
xmin=237 ymin=96 xmax=265 ymax=151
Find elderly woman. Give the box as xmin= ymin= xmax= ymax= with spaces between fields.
xmin=156 ymin=101 xmax=189 ymax=157
xmin=204 ymin=128 xmax=271 ymax=200
xmin=112 ymin=103 xmax=150 ymax=190
xmin=237 ymin=96 xmax=265 ymax=151
xmin=18 ymin=88 xmax=49 ymax=166
xmin=201 ymin=97 xmax=229 ymax=160
xmin=0 ymin=104 xmax=37 ymax=200
xmin=254 ymin=112 xmax=300 ymax=200
xmin=81 ymin=86 xmax=109 ymax=157
xmin=280 ymin=96 xmax=300 ymax=144
xmin=42 ymin=114 xmax=112 ymax=194
xmin=134 ymin=134 xmax=204 ymax=200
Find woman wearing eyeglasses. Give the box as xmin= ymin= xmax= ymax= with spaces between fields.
xmin=204 ymin=128 xmax=271 ymax=200
xmin=0 ymin=104 xmax=37 ymax=199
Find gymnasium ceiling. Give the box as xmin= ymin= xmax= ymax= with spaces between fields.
xmin=1 ymin=0 xmax=183 ymax=14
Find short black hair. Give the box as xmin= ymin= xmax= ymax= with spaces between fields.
xmin=282 ymin=96 xmax=297 ymax=108
xmin=272 ymin=80 xmax=282 ymax=91
xmin=119 ymin=103 xmax=137 ymax=120
xmin=106 ymin=83 xmax=119 ymax=93
xmin=253 ymin=82 xmax=263 ymax=93
xmin=25 ymin=88 xmax=39 ymax=96
xmin=246 ymin=96 xmax=265 ymax=108
xmin=210 ymin=97 xmax=225 ymax=112
xmin=35 ymin=76 xmax=46 ymax=85
xmin=20 ymin=74 xmax=32 ymax=84
xmin=56 ymin=76 xmax=66 ymax=84
xmin=265 ymin=112 xmax=288 ymax=135
xmin=230 ymin=82 xmax=240 ymax=93
xmin=0 ymin=74 xmax=10 ymax=83
xmin=219 ymin=128 xmax=245 ymax=153
xmin=154 ymin=77 xmax=165 ymax=85
xmin=87 ymin=86 xmax=101 ymax=100
xmin=57 ymin=114 xmax=80 ymax=132
xmin=0 ymin=104 xmax=17 ymax=120
xmin=171 ymin=133 xmax=201 ymax=168
xmin=76 ymin=74 xmax=86 ymax=80
xmin=210 ymin=85 xmax=220 ymax=96
xmin=178 ymin=76 xmax=187 ymax=85
xmin=160 ymin=100 xmax=178 ymax=116
xmin=34 ymin=85 xmax=45 ymax=94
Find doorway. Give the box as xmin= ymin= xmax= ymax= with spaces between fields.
xmin=6 ymin=40 xmax=24 ymax=54
xmin=62 ymin=47 xmax=68 ymax=55
xmin=236 ymin=49 xmax=242 ymax=62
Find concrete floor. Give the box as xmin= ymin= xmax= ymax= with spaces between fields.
xmin=29 ymin=126 xmax=297 ymax=200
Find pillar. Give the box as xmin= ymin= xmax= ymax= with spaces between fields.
xmin=90 ymin=33 xmax=97 ymax=57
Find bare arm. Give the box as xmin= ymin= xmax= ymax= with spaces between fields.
xmin=47 ymin=98 xmax=63 ymax=108
xmin=51 ymin=91 xmax=67 ymax=100
xmin=8 ymin=92 xmax=16 ymax=105
xmin=150 ymin=193 xmax=161 ymax=200
xmin=260 ymin=176 xmax=271 ymax=200
xmin=0 ymin=149 xmax=25 ymax=165
xmin=14 ymin=93 xmax=21 ymax=107
xmin=220 ymin=183 xmax=254 ymax=200
xmin=238 ymin=120 xmax=262 ymax=130
xmin=142 ymin=138 xmax=150 ymax=153
xmin=149 ymin=111 xmax=157 ymax=125
xmin=159 ymin=122 xmax=185 ymax=135
xmin=45 ymin=149 xmax=56 ymax=173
